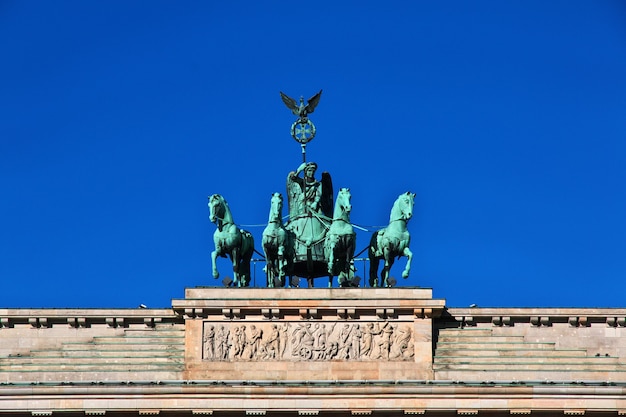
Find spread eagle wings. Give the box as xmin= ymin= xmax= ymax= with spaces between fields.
xmin=280 ymin=90 xmax=323 ymax=116
xmin=305 ymin=89 xmax=322 ymax=114
xmin=280 ymin=92 xmax=299 ymax=115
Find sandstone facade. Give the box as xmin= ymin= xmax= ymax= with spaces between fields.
xmin=0 ymin=288 xmax=624 ymax=416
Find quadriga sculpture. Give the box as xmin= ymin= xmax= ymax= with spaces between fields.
xmin=208 ymin=194 xmax=254 ymax=287
xmin=262 ymin=193 xmax=293 ymax=288
xmin=324 ymin=188 xmax=356 ymax=287
xmin=368 ymin=192 xmax=415 ymax=287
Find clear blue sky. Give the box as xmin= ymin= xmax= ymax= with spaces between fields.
xmin=1 ymin=1 xmax=625 ymax=308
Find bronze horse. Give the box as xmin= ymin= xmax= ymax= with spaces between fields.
xmin=262 ymin=193 xmax=293 ymax=287
xmin=324 ymin=188 xmax=356 ymax=287
xmin=208 ymin=194 xmax=254 ymax=287
xmin=368 ymin=192 xmax=415 ymax=287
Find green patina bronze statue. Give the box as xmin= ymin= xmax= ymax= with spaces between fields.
xmin=280 ymin=90 xmax=322 ymax=124
xmin=284 ymin=160 xmax=335 ymax=287
xmin=280 ymin=90 xmax=322 ymax=145
xmin=368 ymin=192 xmax=416 ymax=287
xmin=286 ymin=161 xmax=333 ymax=219
xmin=262 ymin=193 xmax=294 ymax=288
xmin=208 ymin=194 xmax=254 ymax=287
xmin=208 ymin=90 xmax=415 ymax=289
xmin=324 ymin=188 xmax=356 ymax=287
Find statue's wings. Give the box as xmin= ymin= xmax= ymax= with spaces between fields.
xmin=280 ymin=91 xmax=299 ymax=116
xmin=305 ymin=90 xmax=322 ymax=114
xmin=320 ymin=171 xmax=333 ymax=219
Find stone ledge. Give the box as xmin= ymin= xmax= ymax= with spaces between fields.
xmin=0 ymin=382 xmax=625 ymax=414
xmin=174 ymin=287 xmax=445 ymax=319
xmin=445 ymin=308 xmax=626 ymax=327
xmin=0 ymin=309 xmax=181 ymax=328
xmin=184 ymin=287 xmax=434 ymax=300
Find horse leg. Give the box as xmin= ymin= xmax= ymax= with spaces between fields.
xmin=383 ymin=256 xmax=394 ymax=288
xmin=289 ymin=275 xmax=298 ymax=288
xmin=402 ymin=247 xmax=413 ymax=279
xmin=381 ymin=263 xmax=389 ymax=287
xmin=211 ymin=250 xmax=220 ymax=279
xmin=240 ymin=237 xmax=253 ymax=288
xmin=262 ymin=242 xmax=271 ymax=288
xmin=382 ymin=247 xmax=394 ymax=287
xmin=240 ymin=259 xmax=251 ymax=288
xmin=266 ymin=258 xmax=274 ymax=288
xmin=345 ymin=236 xmax=356 ymax=287
xmin=277 ymin=245 xmax=286 ymax=286
xmin=231 ymin=248 xmax=240 ymax=287
xmin=327 ymin=241 xmax=337 ymax=287
xmin=369 ymin=257 xmax=380 ymax=287
xmin=326 ymin=248 xmax=333 ymax=276
xmin=325 ymin=238 xmax=335 ymax=277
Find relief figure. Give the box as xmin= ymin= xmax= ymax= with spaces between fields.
xmin=390 ymin=325 xmax=414 ymax=360
xmin=202 ymin=321 xmax=413 ymax=362
xmin=203 ymin=325 xmax=215 ymax=360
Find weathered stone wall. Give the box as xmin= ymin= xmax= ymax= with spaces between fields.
xmin=0 ymin=309 xmax=183 ymax=383
xmin=435 ymin=308 xmax=626 ymax=382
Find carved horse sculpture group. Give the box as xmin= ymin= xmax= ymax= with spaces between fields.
xmin=208 ymin=191 xmax=415 ymax=288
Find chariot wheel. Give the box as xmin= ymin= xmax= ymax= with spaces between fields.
xmin=299 ymin=346 xmax=313 ymax=360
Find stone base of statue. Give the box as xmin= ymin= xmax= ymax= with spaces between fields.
xmin=172 ymin=287 xmax=445 ymax=381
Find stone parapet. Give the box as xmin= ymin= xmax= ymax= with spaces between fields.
xmin=435 ymin=308 xmax=626 ymax=383
xmin=445 ymin=307 xmax=626 ymax=328
xmin=0 ymin=308 xmax=181 ymax=329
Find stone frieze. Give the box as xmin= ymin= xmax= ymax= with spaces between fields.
xmin=202 ymin=321 xmax=415 ymax=361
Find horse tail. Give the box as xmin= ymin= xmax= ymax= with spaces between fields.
xmin=368 ymin=231 xmax=378 ymax=258
xmin=237 ymin=230 xmax=254 ymax=287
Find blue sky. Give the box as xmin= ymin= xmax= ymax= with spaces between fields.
xmin=1 ymin=1 xmax=625 ymax=308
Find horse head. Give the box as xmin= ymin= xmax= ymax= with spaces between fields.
xmin=208 ymin=194 xmax=225 ymax=224
xmin=393 ymin=191 xmax=415 ymax=222
xmin=334 ymin=188 xmax=352 ymax=219
xmin=269 ymin=192 xmax=283 ymax=223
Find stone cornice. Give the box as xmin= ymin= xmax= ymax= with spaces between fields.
xmin=0 ymin=308 xmax=180 ymax=328
xmin=445 ymin=307 xmax=626 ymax=327
xmin=173 ymin=287 xmax=446 ymax=319
xmin=0 ymin=381 xmax=625 ymax=414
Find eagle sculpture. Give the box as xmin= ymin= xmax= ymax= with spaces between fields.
xmin=280 ymin=90 xmax=322 ymax=122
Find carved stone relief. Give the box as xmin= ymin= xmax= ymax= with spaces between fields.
xmin=202 ymin=321 xmax=415 ymax=361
